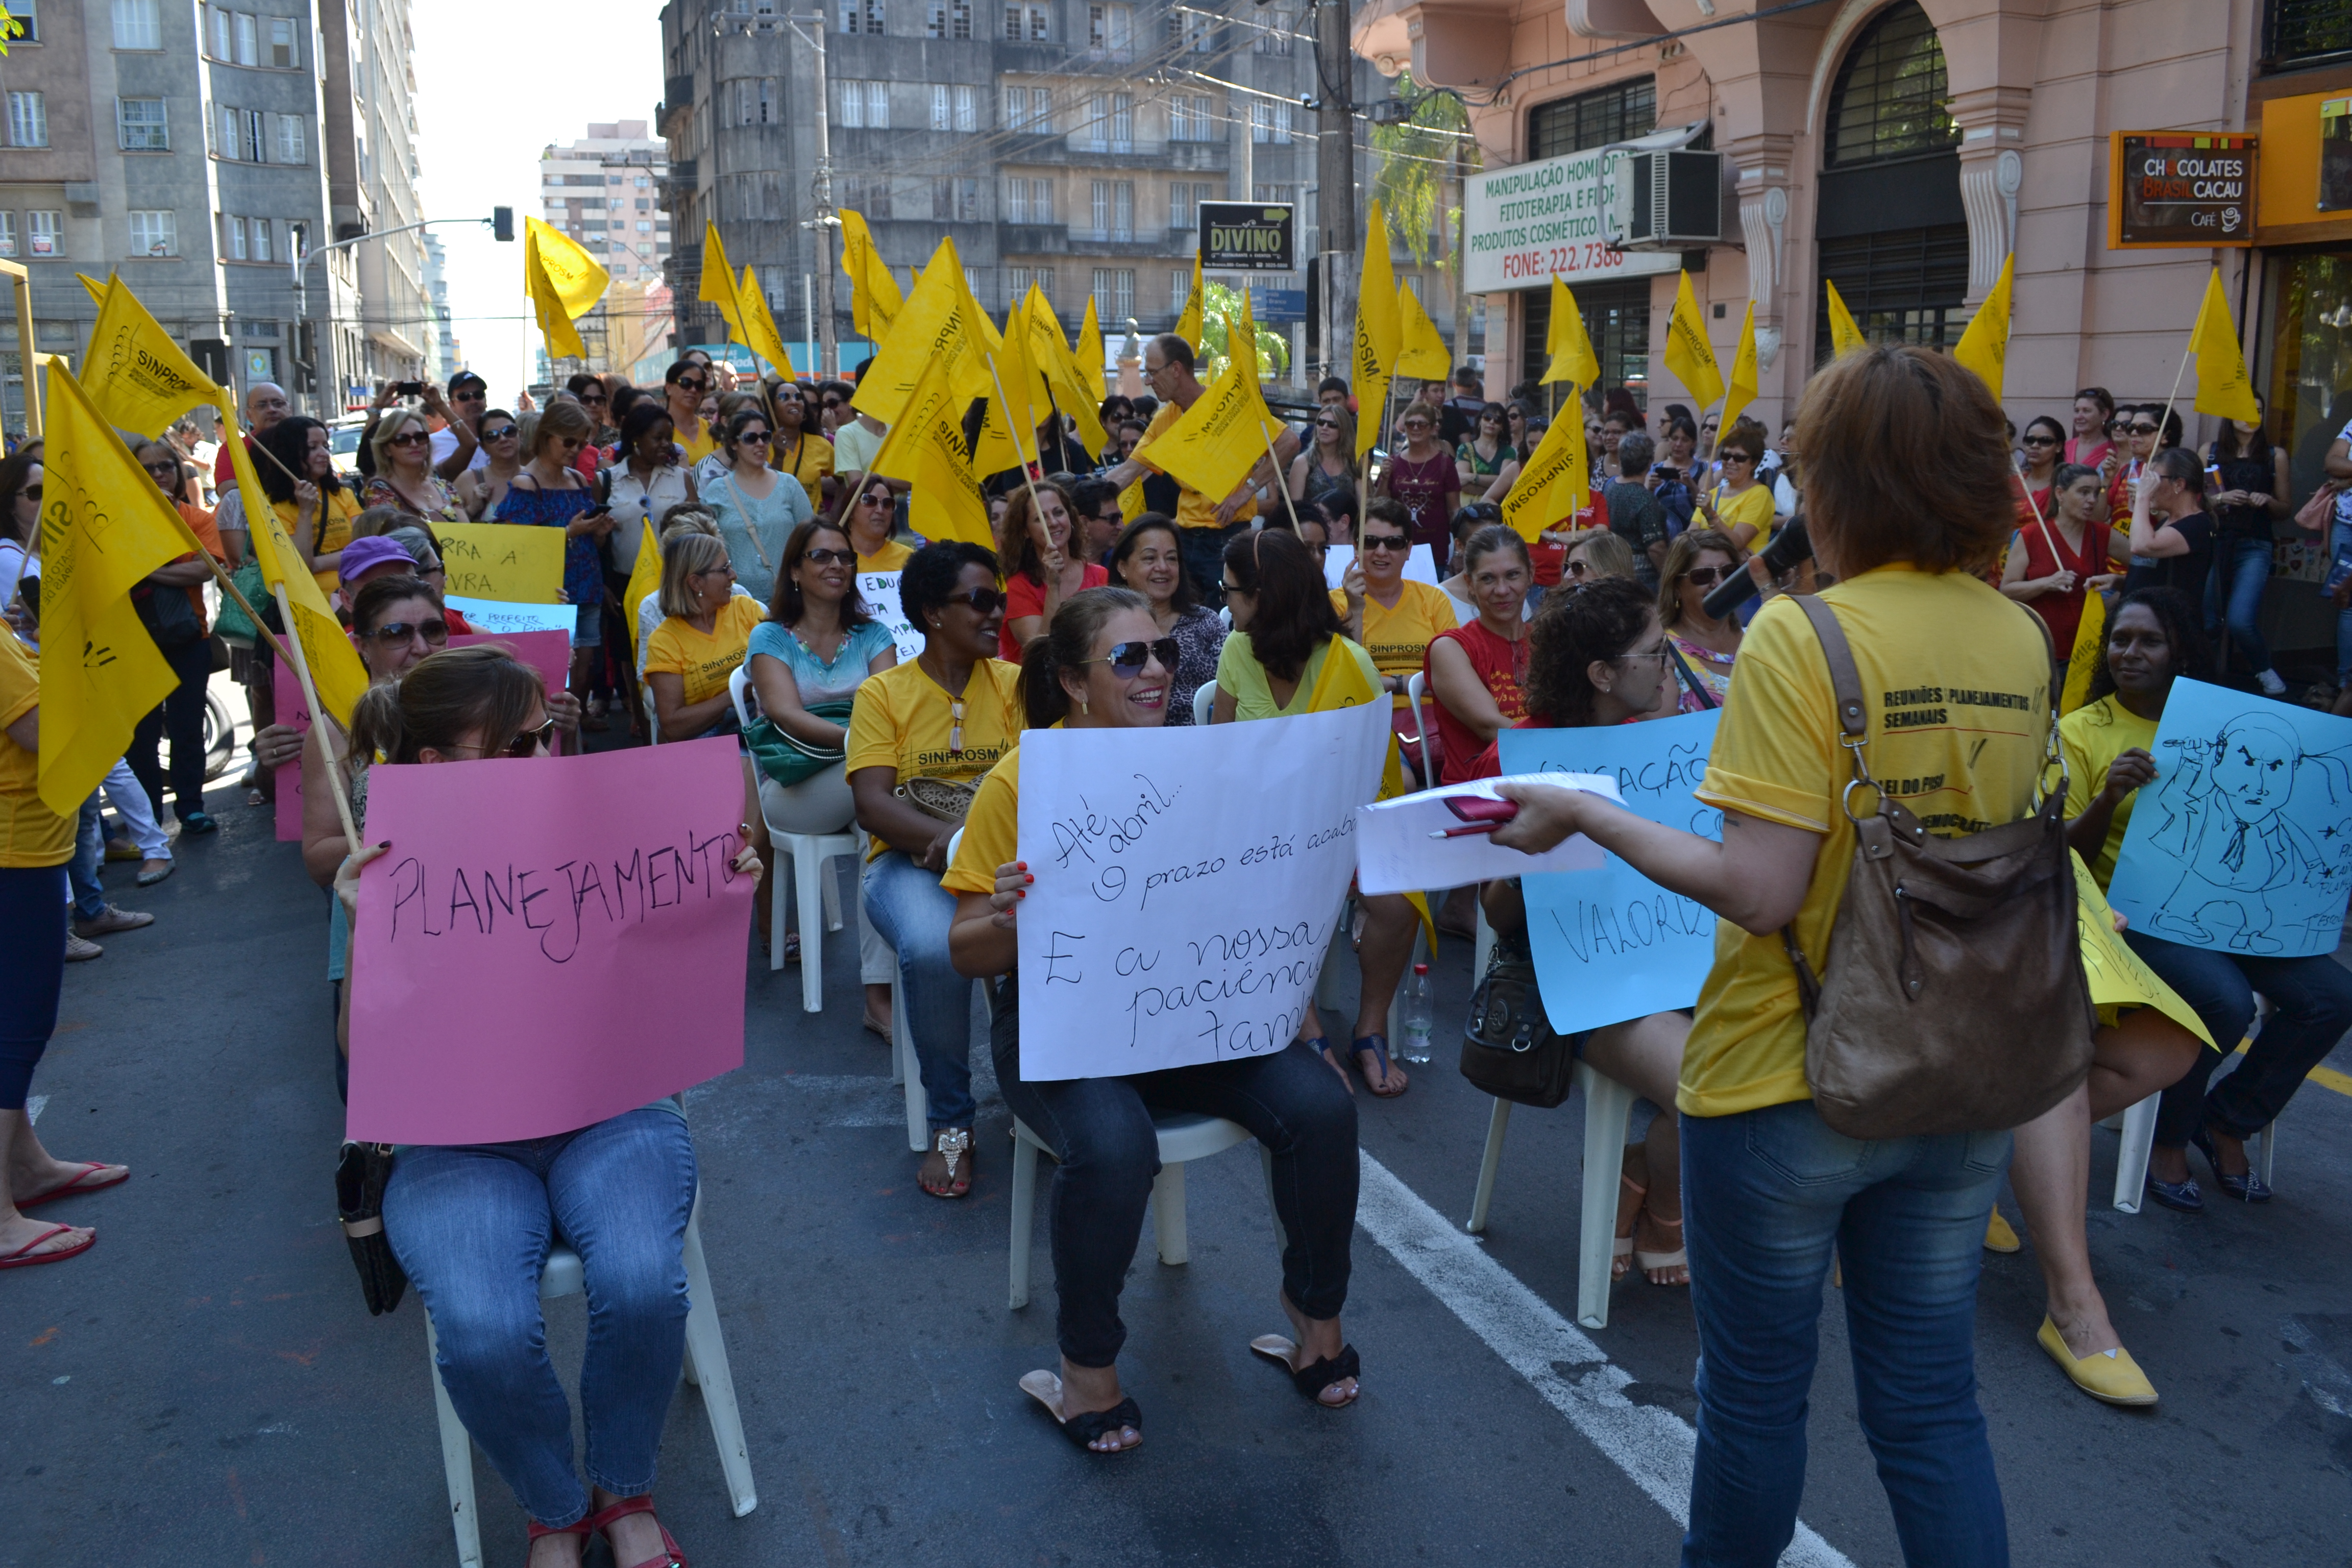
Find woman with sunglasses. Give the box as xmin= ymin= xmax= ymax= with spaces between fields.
xmin=945 ymin=587 xmax=1365 ymax=1453
xmin=1216 ymin=529 xmax=1418 ymax=1098
xmin=767 ymin=381 xmax=836 ymax=514
xmin=1286 ymin=404 xmax=1358 ymax=516
xmin=2013 ymin=414 xmax=2066 ymax=536
xmin=848 ymin=542 xmax=1024 ymax=1197
xmin=1504 ymin=401 xmax=1536 ymax=464
xmin=1655 ymin=527 xmax=1744 ymax=711
xmin=454 ymin=410 xmax=527 ymax=522
xmin=360 ymin=408 xmax=464 ymax=529
xmin=705 ymin=406 xmax=815 ymax=609
xmin=334 ymin=647 xmax=726 ymax=1568
xmin=2001 ymin=463 xmax=2117 ymax=667
xmin=997 ymin=480 xmax=1108 ymax=662
xmin=496 ymin=401 xmax=617 ymax=728
xmin=664 ymin=359 xmax=720 ymax=467
xmin=1697 ymin=419 xmax=1774 ymax=553
xmin=1564 ymin=530 xmax=1639 ymax=585
xmin=2102 ymin=405 xmax=2175 ymax=533
xmin=1454 ymin=404 xmax=1519 ymax=503
xmin=2204 ymin=394 xmax=2293 ymax=697
xmin=843 ymin=476 xmax=911 ymax=572
xmin=1374 ymin=404 xmax=1460 ymax=553
xmin=1470 ymin=576 xmax=1698 ymax=1289
xmin=1334 ymin=500 xmax=1457 ymax=779
xmin=1108 ymin=513 xmax=1224 ymax=726
xmin=2066 ymin=387 xmax=2116 ymax=470
xmin=644 ymin=529 xmax=765 ymax=745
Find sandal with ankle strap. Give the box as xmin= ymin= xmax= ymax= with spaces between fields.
xmin=583 ymin=1495 xmax=687 ymax=1568
xmin=525 ymin=1517 xmax=596 ymax=1560
xmin=1634 ymin=1214 xmax=1689 ymax=1287
xmin=922 ymin=1127 xmax=974 ymax=1198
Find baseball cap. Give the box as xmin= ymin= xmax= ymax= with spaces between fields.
xmin=339 ymin=535 xmax=424 ymax=586
xmin=448 ymin=371 xmax=487 ymax=394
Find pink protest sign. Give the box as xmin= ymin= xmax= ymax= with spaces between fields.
xmin=273 ymin=630 xmax=572 ymax=841
xmin=345 ymin=736 xmax=753 ymax=1144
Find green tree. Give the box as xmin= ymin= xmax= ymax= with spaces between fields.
xmin=1196 ymin=280 xmax=1290 ymax=382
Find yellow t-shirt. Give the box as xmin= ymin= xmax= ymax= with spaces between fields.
xmin=1138 ymin=401 xmax=1259 ymax=530
xmin=1711 ymin=481 xmax=1776 ymax=543
xmin=679 ymin=418 xmax=719 ymax=468
xmin=644 ymin=595 xmax=766 ymax=708
xmin=1680 ymin=566 xmax=2052 ymax=1118
xmin=775 ymin=432 xmax=836 ymax=512
xmin=859 ymin=540 xmax=914 ymax=573
xmin=281 ymin=492 xmax=362 ymax=595
xmin=1333 ymin=580 xmax=1456 ymax=707
xmin=0 ymin=633 xmax=74 ymax=868
xmin=845 ymin=656 xmax=1024 ymax=856
xmin=2060 ymin=694 xmax=2159 ymax=890
xmin=942 ymin=743 xmax=1022 ymax=895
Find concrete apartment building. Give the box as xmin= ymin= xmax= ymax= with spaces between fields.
xmin=539 ymin=119 xmax=674 ymax=378
xmin=0 ymin=0 xmax=423 ymax=431
xmin=651 ymin=0 xmax=1427 ymax=388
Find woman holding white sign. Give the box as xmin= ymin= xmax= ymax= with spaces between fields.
xmin=945 ymin=588 xmax=1362 ymax=1453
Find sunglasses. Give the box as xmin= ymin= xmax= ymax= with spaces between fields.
xmin=389 ymin=429 xmax=431 ymax=447
xmin=1682 ymin=565 xmax=1726 ymax=588
xmin=1564 ymin=558 xmax=1595 ymax=578
xmin=802 ymin=547 xmax=855 ymax=567
xmin=18 ymin=484 xmax=40 ymax=501
xmin=579 ymin=392 xmax=608 ymax=405
xmin=676 ymin=378 xmax=711 ymax=393
xmin=143 ymin=460 xmax=181 ymax=476
xmin=1084 ymin=637 xmax=1180 ymax=678
xmin=363 ymin=618 xmax=450 ymax=647
xmin=1315 ymin=419 xmax=1339 ymax=429
xmin=736 ymin=429 xmax=772 ymax=444
xmin=481 ymin=426 xmax=520 ymax=442
xmin=943 ymin=586 xmax=1006 ymax=615
xmin=2021 ymin=434 xmax=2059 ymax=446
xmin=1720 ymin=451 xmax=1757 ymax=464
xmin=499 ymin=717 xmax=558 ymax=758
xmin=1361 ymin=535 xmax=1410 ymax=553
xmin=2128 ymin=423 xmax=2160 ymax=435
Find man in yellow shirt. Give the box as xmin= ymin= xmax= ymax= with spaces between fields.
xmin=1097 ymin=334 xmax=1298 ymax=605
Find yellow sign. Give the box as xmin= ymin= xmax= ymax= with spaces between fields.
xmin=436 ymin=522 xmax=566 ymax=603
xmin=2073 ymin=852 xmax=2214 ymax=1047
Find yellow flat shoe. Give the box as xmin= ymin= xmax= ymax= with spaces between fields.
xmin=2037 ymin=1315 xmax=2158 ymax=1406
xmin=1984 ymin=1208 xmax=2021 ymax=1253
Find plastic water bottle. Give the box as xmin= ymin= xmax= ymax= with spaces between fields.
xmin=1400 ymin=962 xmax=1434 ymax=1064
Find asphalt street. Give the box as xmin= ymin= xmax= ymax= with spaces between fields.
xmin=7 ymin=692 xmax=2352 ymax=1567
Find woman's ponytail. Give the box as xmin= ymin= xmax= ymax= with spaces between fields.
xmin=1018 ymin=586 xmax=1147 ymax=729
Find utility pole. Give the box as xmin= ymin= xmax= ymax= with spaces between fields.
xmin=1313 ymin=0 xmax=1357 ymax=381
xmin=788 ymin=13 xmax=840 ymax=376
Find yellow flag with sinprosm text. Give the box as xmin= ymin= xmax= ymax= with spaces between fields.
xmin=220 ymin=412 xmax=370 ymax=727
xmin=34 ymin=368 xmax=185 ymax=815
xmin=839 ymin=208 xmax=903 ymax=341
xmin=1542 ymin=276 xmax=1599 ymax=388
xmin=79 ymin=275 xmax=225 ymax=438
xmin=524 ymin=218 xmax=609 ymax=362
xmin=1663 ymin=271 xmax=1724 ymax=410
xmin=1825 ymin=279 xmax=1867 ymax=357
xmin=739 ymin=264 xmax=797 ymax=380
xmin=1499 ymin=400 xmax=1587 ymax=544
xmin=868 ymin=353 xmax=993 ymax=548
xmin=1722 ymin=302 xmax=1760 ymax=432
xmin=1352 ymin=202 xmax=1401 ymax=460
xmin=1077 ymin=296 xmax=1108 ymax=402
xmin=1952 ymin=253 xmax=2014 ymax=402
xmin=851 ymin=236 xmax=996 ymax=425
xmin=1132 ymin=333 xmax=1284 ymax=507
xmin=2189 ymin=266 xmax=2261 ymax=426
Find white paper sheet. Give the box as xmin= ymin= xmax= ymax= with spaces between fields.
xmin=1353 ymin=772 xmax=1618 ymax=896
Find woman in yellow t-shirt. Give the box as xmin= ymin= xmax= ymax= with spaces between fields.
xmin=769 ymin=381 xmax=836 ymax=513
xmin=1333 ymin=498 xmax=1458 ymax=783
xmin=644 ymin=530 xmax=766 ymax=742
xmin=1697 ymin=420 xmax=1776 ymax=554
xmin=1488 ymin=348 xmax=2049 ymax=1552
xmin=0 ymin=630 xmax=127 ymax=1270
xmin=943 ymin=589 xmax=1362 ymax=1452
xmin=846 ymin=541 xmax=1023 ymax=1199
xmin=844 ymin=476 xmax=912 ymax=572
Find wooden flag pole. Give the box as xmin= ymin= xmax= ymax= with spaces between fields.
xmin=981 ymin=350 xmax=1050 ymax=542
xmin=2013 ymin=454 xmax=2065 ymax=567
xmin=2152 ymin=345 xmax=2195 ymax=459
xmin=273 ymin=583 xmax=359 ymax=852
xmin=1260 ymin=418 xmax=1302 ymax=534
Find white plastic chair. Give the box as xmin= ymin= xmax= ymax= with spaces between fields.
xmin=1465 ymin=1059 xmax=1638 ymax=1330
xmin=641 ymin=684 xmax=660 ymax=745
xmin=730 ymin=667 xmax=859 ymax=1009
xmin=1404 ymin=669 xmax=1435 ymax=784
xmin=423 ymin=1187 xmax=755 ymax=1568
xmin=2105 ymin=993 xmax=2280 ymax=1212
xmin=1008 ymin=1110 xmax=1283 ymax=1310
xmin=1193 ymin=679 xmax=1216 ymax=726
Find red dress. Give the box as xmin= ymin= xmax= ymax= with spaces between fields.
xmin=1383 ymin=449 xmax=1458 ymax=549
xmin=999 ymin=564 xmax=1109 ymax=660
xmin=1426 ymin=620 xmax=1529 ymax=786
xmin=2013 ymin=519 xmax=2110 ymax=657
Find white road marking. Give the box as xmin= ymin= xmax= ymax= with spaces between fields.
xmin=24 ymin=1094 xmax=45 ymax=1124
xmin=1357 ymin=1152 xmax=1854 ymax=1568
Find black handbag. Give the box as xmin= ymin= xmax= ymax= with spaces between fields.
xmin=334 ymin=1141 xmax=408 ymax=1315
xmin=132 ymin=577 xmax=206 ymax=649
xmin=1459 ymin=946 xmax=1578 ymax=1109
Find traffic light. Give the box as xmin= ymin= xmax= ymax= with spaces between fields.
xmin=491 ymin=207 xmax=513 ymax=242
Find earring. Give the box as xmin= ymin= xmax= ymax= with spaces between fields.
xmin=1079 ymin=696 xmax=1089 ymax=715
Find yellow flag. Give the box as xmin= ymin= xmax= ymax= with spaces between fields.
xmin=79 ymin=275 xmax=225 ymax=438
xmin=1352 ymin=202 xmax=1401 ymax=460
xmin=1130 ymin=340 xmax=1282 ymax=506
xmin=1174 ymin=253 xmax=1204 ymax=347
xmin=1721 ymin=302 xmax=1760 ymax=431
xmin=1077 ymin=296 xmax=1108 ymax=402
xmin=523 ymin=218 xmax=609 ymax=362
xmin=1663 ymin=271 xmax=1724 ymax=410
xmin=1541 ymin=276 xmax=1599 ymax=388
xmin=2189 ymin=266 xmax=2260 ymax=426
xmin=838 ymin=208 xmax=903 ymax=341
xmin=76 ymin=273 xmax=108 ymax=305
xmin=851 ymin=237 xmax=995 ymax=425
xmin=1394 ymin=281 xmax=1450 ymax=380
xmin=1499 ymin=404 xmax=1588 ymax=543
xmin=2071 ymin=851 xmax=2213 ymax=1046
xmin=868 ymin=354 xmax=992 ymax=548
xmin=738 ymin=264 xmax=797 ymax=380
xmin=1825 ymin=279 xmax=1866 ymax=357
xmin=1952 ymin=253 xmax=2013 ymax=402
xmin=696 ymin=223 xmax=747 ymax=348
xmin=972 ymin=300 xmax=1048 ymax=476
xmin=2061 ymin=588 xmax=2105 ymax=716
xmin=220 ymin=412 xmax=370 ymax=727
xmin=1118 ymin=477 xmax=1145 ymax=525
xmin=33 ymin=369 xmax=186 ymax=814
xmin=624 ymin=517 xmax=663 ymax=650
xmin=1023 ymin=290 xmax=1108 ymax=458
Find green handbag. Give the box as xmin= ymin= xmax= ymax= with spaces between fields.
xmin=212 ymin=560 xmax=268 ymax=645
xmin=744 ymin=699 xmax=856 ymax=789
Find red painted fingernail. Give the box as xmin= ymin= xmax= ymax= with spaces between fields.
xmin=1024 ymin=873 xmax=1035 ymax=884
xmin=1017 ymin=890 xmax=1026 ymax=899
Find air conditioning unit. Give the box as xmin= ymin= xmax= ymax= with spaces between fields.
xmin=1606 ymin=149 xmax=1725 ymax=250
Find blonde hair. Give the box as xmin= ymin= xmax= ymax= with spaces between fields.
xmin=657 ymin=528 xmax=732 ymax=619
xmin=369 ymin=409 xmax=431 ymax=474
xmin=530 ymin=398 xmax=593 ymax=459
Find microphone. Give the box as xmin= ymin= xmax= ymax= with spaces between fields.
xmin=1702 ymin=514 xmax=1811 ymax=621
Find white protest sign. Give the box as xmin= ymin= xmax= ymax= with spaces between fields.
xmin=1354 ymin=773 xmax=1615 ymax=896
xmin=445 ymin=594 xmax=575 ymax=644
xmin=856 ymin=570 xmax=924 ymax=663
xmin=1324 ymin=543 xmax=1440 ymax=590
xmin=1016 ymin=702 xmax=1390 ymax=1080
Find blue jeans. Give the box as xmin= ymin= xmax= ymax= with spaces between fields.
xmin=2209 ymin=534 xmax=2275 ymax=674
xmin=383 ymin=1106 xmax=697 ymax=1529
xmin=69 ymin=795 xmax=107 ymax=920
xmin=1680 ymin=1099 xmax=2011 ymax=1568
xmin=862 ymin=848 xmax=975 ymax=1131
xmin=1179 ymin=520 xmax=1246 ymax=608
xmin=2122 ymin=931 xmax=2352 ymax=1146
xmin=0 ymin=864 xmax=67 ymax=1109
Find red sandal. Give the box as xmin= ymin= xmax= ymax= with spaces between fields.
xmin=0 ymin=1223 xmax=95 ymax=1269
xmin=524 ymin=1517 xmax=593 ymax=1557
xmin=583 ymin=1495 xmax=687 ymax=1568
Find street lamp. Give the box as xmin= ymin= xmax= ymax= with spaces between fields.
xmin=290 ymin=208 xmax=513 ymax=412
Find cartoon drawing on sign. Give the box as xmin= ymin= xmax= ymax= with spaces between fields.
xmin=2132 ymin=710 xmax=2352 ymax=953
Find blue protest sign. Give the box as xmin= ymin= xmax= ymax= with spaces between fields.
xmin=2105 ymin=678 xmax=2352 ymax=958
xmin=1499 ymin=712 xmax=1722 ymax=1035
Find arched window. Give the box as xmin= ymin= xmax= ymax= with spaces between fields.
xmin=1825 ymin=2 xmax=1958 ymax=168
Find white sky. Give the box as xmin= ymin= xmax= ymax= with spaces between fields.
xmin=411 ymin=0 xmax=666 ymax=400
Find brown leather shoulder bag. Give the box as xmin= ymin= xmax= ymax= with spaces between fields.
xmin=1780 ymin=595 xmax=2094 ymax=1139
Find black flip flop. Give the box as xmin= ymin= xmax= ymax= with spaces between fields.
xmin=1019 ymin=1370 xmax=1142 ymax=1453
xmin=1249 ymin=1335 xmax=1361 ymax=1406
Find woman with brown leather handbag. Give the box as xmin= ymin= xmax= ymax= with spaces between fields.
xmin=1490 ymin=347 xmax=2080 ymax=1567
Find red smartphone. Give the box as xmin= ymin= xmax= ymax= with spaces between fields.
xmin=1446 ymin=796 xmax=1519 ymax=824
